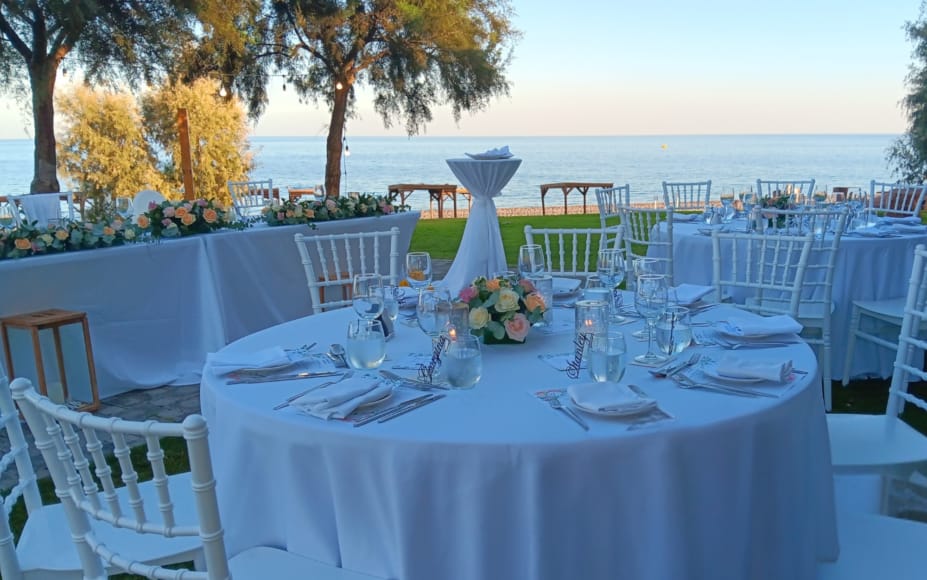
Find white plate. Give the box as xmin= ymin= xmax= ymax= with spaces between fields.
xmin=702 ymin=368 xmax=764 ymax=384
xmin=568 ymin=383 xmax=658 ymax=417
xmin=237 ymin=361 xmax=295 ymax=374
xmin=552 ymin=277 xmax=581 ymax=297
xmin=571 ymin=397 xmax=658 ymax=417
xmin=357 ymin=388 xmax=393 ymax=409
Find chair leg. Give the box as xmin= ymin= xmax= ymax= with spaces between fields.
xmin=822 ymin=339 xmax=832 ymax=412
xmin=842 ymin=304 xmax=861 ymax=386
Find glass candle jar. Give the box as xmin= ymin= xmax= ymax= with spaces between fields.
xmin=574 ymin=299 xmax=608 ymax=340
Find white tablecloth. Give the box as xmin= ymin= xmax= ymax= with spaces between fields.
xmin=0 ymin=212 xmax=419 ymax=397
xmin=442 ymin=158 xmax=521 ymax=295
xmin=200 ymin=306 xmax=837 ymax=580
xmin=658 ymin=221 xmax=927 ymax=379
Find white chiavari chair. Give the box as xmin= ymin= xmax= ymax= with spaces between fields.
xmin=524 ymin=225 xmax=624 ymax=281
xmin=662 ymin=180 xmax=711 ymax=210
xmin=10 ymin=377 xmax=383 ymax=580
xmin=756 ymin=179 xmax=816 ymax=205
xmin=619 ymin=206 xmax=674 ymax=285
xmin=227 ymin=179 xmax=277 ymax=220
xmin=869 ymin=180 xmax=927 ymax=218
xmin=295 ymin=227 xmax=400 ymax=314
xmin=595 ymin=184 xmax=631 ymax=233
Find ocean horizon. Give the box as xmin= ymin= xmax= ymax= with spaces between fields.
xmin=0 ymin=134 xmax=902 ymax=211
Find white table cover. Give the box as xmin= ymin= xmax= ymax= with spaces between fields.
xmin=0 ymin=212 xmax=419 ymax=396
xmin=442 ymin=158 xmax=521 ymax=295
xmin=200 ymin=306 xmax=837 ymax=580
xmin=656 ymin=220 xmax=927 ymax=379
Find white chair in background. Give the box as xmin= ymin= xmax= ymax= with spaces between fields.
xmin=756 ymin=178 xmax=816 ymax=203
xmin=295 ymin=227 xmax=400 ymax=314
xmin=524 ymin=225 xmax=624 ymax=281
xmin=662 ymin=180 xmax=711 ymax=210
xmin=841 ymin=298 xmax=906 ymax=385
xmin=10 ymin=377 xmax=383 ymax=580
xmin=595 ymin=184 xmax=631 ymax=232
xmin=619 ymin=206 xmax=674 ymax=285
xmin=227 ymin=179 xmax=276 ymax=220
xmin=131 ymin=189 xmax=166 ymax=219
xmin=10 ymin=192 xmax=77 ymax=227
xmin=869 ymin=179 xmax=927 ymax=217
xmin=827 ymin=244 xmax=927 ymax=512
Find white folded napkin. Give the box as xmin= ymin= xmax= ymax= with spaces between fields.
xmin=673 ymin=213 xmax=701 ymax=222
xmin=673 ymin=283 xmax=714 ymax=306
xmin=877 ymin=216 xmax=922 ymax=226
xmin=851 ymin=226 xmax=893 ymax=238
xmin=291 ymin=374 xmax=393 ymax=419
xmin=207 ymin=346 xmax=291 ymax=375
xmin=715 ymin=354 xmax=793 ymax=383
xmin=721 ymin=313 xmax=803 ymax=337
xmin=465 ymin=145 xmax=513 ymax=160
xmin=892 ymin=223 xmax=927 ymax=234
xmin=568 ymin=382 xmax=655 ymax=413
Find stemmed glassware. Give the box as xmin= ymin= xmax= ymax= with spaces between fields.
xmin=719 ymin=191 xmax=736 ymax=223
xmin=517 ymin=244 xmax=545 ymax=278
xmin=352 ymin=274 xmax=384 ymax=320
xmin=114 ymin=197 xmax=132 ymax=219
xmin=405 ymin=252 xmax=432 ymax=290
xmin=634 ymin=274 xmax=669 ymax=365
xmin=597 ymin=248 xmax=626 ymax=322
xmin=417 ymin=287 xmax=452 ymax=346
xmin=379 ymin=276 xmax=402 ymax=324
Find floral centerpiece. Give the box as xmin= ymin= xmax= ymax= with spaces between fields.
xmin=261 ymin=193 xmax=409 ymax=227
xmin=759 ymin=193 xmax=796 ymax=228
xmin=458 ymin=275 xmax=547 ymax=344
xmin=137 ymin=198 xmax=243 ymax=238
xmin=1 ymin=218 xmax=143 ymax=260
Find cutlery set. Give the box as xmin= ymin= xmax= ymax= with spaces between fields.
xmin=352 ymin=393 xmax=446 ymax=427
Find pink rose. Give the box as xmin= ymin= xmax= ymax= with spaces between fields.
xmin=326 ymin=199 xmax=337 ymax=211
xmin=459 ymin=285 xmax=478 ymax=302
xmin=504 ymin=313 xmax=530 ymax=342
xmin=197 ymin=199 xmax=207 ymax=207
xmin=382 ymin=204 xmax=393 ymax=214
xmin=519 ymin=279 xmax=536 ymax=293
xmin=163 ymin=206 xmax=176 ymax=218
xmin=161 ymin=218 xmax=173 ymax=227
xmin=148 ymin=201 xmax=158 ymax=210
xmin=277 ymin=212 xmax=285 ymax=220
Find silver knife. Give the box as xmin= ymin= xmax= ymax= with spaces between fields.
xmin=228 ymin=370 xmax=341 ymax=385
xmin=352 ymin=394 xmax=434 ymax=427
xmin=378 ymin=394 xmax=446 ymax=423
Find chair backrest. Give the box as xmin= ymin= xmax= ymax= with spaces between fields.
xmin=869 ymin=180 xmax=927 ymax=218
xmin=595 ymin=184 xmax=631 ymax=229
xmin=10 ymin=377 xmax=229 ymax=580
xmin=0 ymin=375 xmax=42 ymax=580
xmin=710 ymin=230 xmax=815 ymax=318
xmin=132 ymin=189 xmax=166 ymax=220
xmin=228 ymin=179 xmax=276 ymax=220
xmin=295 ymin=227 xmax=401 ymax=314
xmin=10 ymin=192 xmax=77 ymax=227
xmin=756 ymin=179 xmax=816 ymax=205
xmin=662 ymin=180 xmax=711 ymax=210
xmin=524 ymin=225 xmax=624 ymax=280
xmin=0 ymin=196 xmax=22 ymax=228
xmin=885 ymin=244 xmax=927 ymax=419
xmin=619 ymin=206 xmax=674 ymax=285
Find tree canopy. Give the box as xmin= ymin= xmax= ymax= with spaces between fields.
xmin=889 ymin=1 xmax=927 ymax=183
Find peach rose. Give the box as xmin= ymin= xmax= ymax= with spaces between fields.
xmin=504 ymin=313 xmax=530 ymax=342
xmin=14 ymin=238 xmax=31 ymax=250
xmin=54 ymin=229 xmax=68 ymax=241
xmin=525 ymin=292 xmax=546 ymax=313
xmin=203 ymin=208 xmax=218 ymax=223
xmin=469 ymin=307 xmax=491 ymax=330
xmin=495 ymin=289 xmax=520 ymax=312
xmin=485 ymin=278 xmax=501 ymax=292
xmin=304 ymin=208 xmax=315 ymax=218
xmin=136 ymin=215 xmax=150 ymax=229
xmin=519 ymin=279 xmax=536 ymax=293
xmin=102 ymin=226 xmax=115 ymax=236
xmin=181 ymin=213 xmax=196 ymax=226
xmin=174 ymin=206 xmax=187 ymax=218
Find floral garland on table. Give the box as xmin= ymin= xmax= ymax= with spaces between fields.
xmin=261 ymin=193 xmax=409 ymax=226
xmin=0 ymin=219 xmax=142 ymax=260
xmin=137 ymin=198 xmax=244 ymax=238
xmin=458 ymin=276 xmax=547 ymax=343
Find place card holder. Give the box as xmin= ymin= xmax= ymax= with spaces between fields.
xmin=417 ymin=334 xmax=448 ymax=384
xmin=566 ymin=333 xmax=591 ymax=379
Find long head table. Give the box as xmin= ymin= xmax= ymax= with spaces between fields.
xmin=200 ymin=304 xmax=837 ymax=580
xmin=0 ymin=212 xmax=420 ymax=397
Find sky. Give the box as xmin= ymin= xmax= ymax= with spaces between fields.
xmin=0 ymin=0 xmax=921 ymax=139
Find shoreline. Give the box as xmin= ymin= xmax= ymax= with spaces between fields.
xmin=417 ymin=201 xmax=664 ymax=220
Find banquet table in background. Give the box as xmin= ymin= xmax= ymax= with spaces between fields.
xmin=0 ymin=212 xmax=419 ymax=397
xmin=441 ymin=158 xmax=521 ymax=295
xmin=200 ymin=305 xmax=837 ymax=580
xmin=654 ymin=219 xmax=927 ymax=379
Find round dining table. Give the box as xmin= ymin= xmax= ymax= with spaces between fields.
xmin=656 ymin=218 xmax=927 ymax=379
xmin=200 ymin=303 xmax=837 ymax=580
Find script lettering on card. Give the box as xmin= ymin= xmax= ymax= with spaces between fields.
xmin=566 ymin=333 xmax=591 ymax=379
xmin=417 ymin=335 xmax=448 ymax=384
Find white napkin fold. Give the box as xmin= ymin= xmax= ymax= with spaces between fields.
xmin=465 ymin=145 xmax=513 ymax=160
xmin=673 ymin=213 xmax=701 ymax=222
xmin=568 ymin=382 xmax=655 ymax=413
xmin=715 ymin=354 xmax=793 ymax=383
xmin=877 ymin=216 xmax=922 ymax=226
xmin=892 ymin=223 xmax=927 ymax=234
xmin=851 ymin=226 xmax=893 ymax=238
xmin=722 ymin=313 xmax=803 ymax=337
xmin=673 ymin=283 xmax=714 ymax=306
xmin=291 ymin=374 xmax=392 ymax=419
xmin=207 ymin=346 xmax=291 ymax=375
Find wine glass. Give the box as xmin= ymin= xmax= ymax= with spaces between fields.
xmin=114 ymin=197 xmax=132 ymax=219
xmin=517 ymin=244 xmax=545 ymax=279
xmin=417 ymin=288 xmax=452 ymax=345
xmin=634 ymin=274 xmax=669 ymax=364
xmin=597 ymin=248 xmax=626 ymax=322
xmin=352 ymin=273 xmax=384 ymax=320
xmin=406 ymin=252 xmax=432 ymax=290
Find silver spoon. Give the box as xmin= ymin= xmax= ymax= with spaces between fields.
xmin=328 ymin=343 xmax=348 ymax=367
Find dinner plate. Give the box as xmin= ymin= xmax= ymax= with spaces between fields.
xmin=357 ymin=388 xmax=393 ymax=409
xmin=568 ymin=383 xmax=658 ymax=417
xmin=702 ymin=368 xmax=764 ymax=384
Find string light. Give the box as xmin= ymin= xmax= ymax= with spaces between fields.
xmin=335 ymin=81 xmax=344 ymax=91
xmin=218 ymin=85 xmax=228 ymax=98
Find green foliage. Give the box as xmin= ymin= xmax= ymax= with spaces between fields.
xmin=261 ymin=194 xmax=409 ymax=226
xmin=890 ymin=1 xmax=927 ymax=183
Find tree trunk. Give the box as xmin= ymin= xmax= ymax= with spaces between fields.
xmin=29 ymin=60 xmax=61 ymax=193
xmin=324 ymin=85 xmax=350 ymax=197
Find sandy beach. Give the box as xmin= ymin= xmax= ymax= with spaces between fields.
xmin=417 ymin=202 xmax=666 ymax=220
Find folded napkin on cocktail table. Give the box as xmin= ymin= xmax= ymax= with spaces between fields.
xmin=207 ymin=346 xmax=291 ymax=375
xmin=673 ymin=283 xmax=714 ymax=306
xmin=715 ymin=354 xmax=793 ymax=383
xmin=465 ymin=145 xmax=513 ymax=160
xmin=567 ymin=382 xmax=656 ymax=414
xmin=720 ymin=314 xmax=802 ymax=337
xmin=291 ymin=374 xmax=393 ymax=419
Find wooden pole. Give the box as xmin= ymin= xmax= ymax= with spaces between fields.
xmin=177 ymin=108 xmax=195 ymax=200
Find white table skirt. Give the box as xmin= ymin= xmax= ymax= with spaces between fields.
xmin=0 ymin=212 xmax=419 ymax=397
xmin=655 ymin=221 xmax=927 ymax=379
xmin=200 ymin=306 xmax=837 ymax=580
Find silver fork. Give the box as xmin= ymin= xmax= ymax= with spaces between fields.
xmin=544 ymin=393 xmax=589 ymax=431
xmin=672 ymin=372 xmax=776 ymax=398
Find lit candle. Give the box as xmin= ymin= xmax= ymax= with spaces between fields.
xmin=448 ymin=327 xmax=458 ymax=341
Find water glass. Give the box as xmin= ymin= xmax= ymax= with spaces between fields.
xmin=352 ymin=273 xmax=384 ymax=320
xmin=634 ymin=274 xmax=669 ymax=364
xmin=417 ymin=288 xmax=452 ymax=342
xmin=443 ymin=334 xmax=482 ymax=389
xmin=346 ymin=319 xmax=386 ymax=369
xmin=597 ymin=248 xmax=626 ymax=321
xmin=406 ymin=252 xmax=432 ymax=289
xmin=379 ymin=280 xmax=401 ymax=323
xmin=518 ymin=244 xmax=545 ymax=278
xmin=114 ymin=197 xmax=132 ymax=218
xmin=529 ymin=274 xmax=554 ymax=326
xmin=655 ymin=306 xmax=692 ymax=356
xmin=588 ymin=330 xmax=627 ymax=383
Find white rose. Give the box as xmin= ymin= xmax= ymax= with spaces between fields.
xmin=469 ymin=307 xmax=491 ymax=329
xmin=495 ymin=289 xmax=520 ymax=312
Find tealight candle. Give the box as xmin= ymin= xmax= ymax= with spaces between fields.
xmin=574 ymin=299 xmax=608 ymax=340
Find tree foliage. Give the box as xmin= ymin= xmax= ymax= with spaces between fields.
xmin=249 ymin=0 xmax=519 ymax=196
xmin=889 ymin=1 xmax=927 ymax=183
